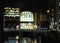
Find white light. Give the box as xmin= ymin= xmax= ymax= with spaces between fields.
xmin=16 ymin=25 xmax=19 ymax=30
xmin=4 ymin=15 xmax=19 ymax=17
xmin=59 ymin=2 xmax=60 ymax=6
xmin=4 ymin=7 xmax=11 ymax=9
xmin=55 ymin=22 xmax=57 ymax=25
xmin=47 ymin=10 xmax=50 ymax=13
xmin=34 ymin=39 xmax=37 ymax=43
xmin=59 ymin=20 xmax=60 ymax=22
xmin=16 ymin=36 xmax=19 ymax=39
xmin=16 ymin=40 xmax=18 ymax=43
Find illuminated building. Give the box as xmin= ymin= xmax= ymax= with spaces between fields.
xmin=0 ymin=0 xmax=60 ymax=43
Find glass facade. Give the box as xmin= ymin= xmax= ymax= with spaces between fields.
xmin=2 ymin=0 xmax=60 ymax=43
xmin=4 ymin=7 xmax=35 ymax=31
xmin=20 ymin=11 xmax=33 ymax=22
xmin=4 ymin=7 xmax=20 ymax=31
xmin=20 ymin=11 xmax=34 ymax=30
xmin=20 ymin=23 xmax=34 ymax=29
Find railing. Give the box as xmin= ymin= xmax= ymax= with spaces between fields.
xmin=3 ymin=28 xmax=51 ymax=33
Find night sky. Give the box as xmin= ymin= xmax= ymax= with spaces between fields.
xmin=3 ymin=0 xmax=50 ymax=11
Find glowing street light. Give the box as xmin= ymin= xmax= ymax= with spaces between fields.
xmin=16 ymin=36 xmax=19 ymax=40
xmin=47 ymin=10 xmax=50 ymax=13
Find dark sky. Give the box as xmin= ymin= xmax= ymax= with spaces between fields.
xmin=3 ymin=0 xmax=50 ymax=11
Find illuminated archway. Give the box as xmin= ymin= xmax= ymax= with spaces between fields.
xmin=20 ymin=11 xmax=34 ymax=29
xmin=20 ymin=11 xmax=34 ymax=22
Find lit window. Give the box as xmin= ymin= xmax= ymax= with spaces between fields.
xmin=20 ymin=11 xmax=34 ymax=30
xmin=4 ymin=7 xmax=20 ymax=31
xmin=20 ymin=11 xmax=33 ymax=22
xmin=4 ymin=7 xmax=19 ymax=17
xmin=20 ymin=23 xmax=34 ymax=29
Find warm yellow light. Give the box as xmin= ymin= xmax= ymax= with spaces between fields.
xmin=34 ymin=39 xmax=37 ymax=43
xmin=4 ymin=7 xmax=9 ymax=9
xmin=4 ymin=7 xmax=20 ymax=10
xmin=27 ymin=23 xmax=34 ymax=29
xmin=34 ymin=25 xmax=37 ymax=29
xmin=16 ymin=40 xmax=18 ymax=43
xmin=4 ymin=7 xmax=11 ymax=10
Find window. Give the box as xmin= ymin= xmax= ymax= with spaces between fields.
xmin=20 ymin=11 xmax=34 ymax=30
xmin=4 ymin=7 xmax=35 ymax=30
xmin=20 ymin=11 xmax=33 ymax=22
xmin=4 ymin=7 xmax=19 ymax=17
xmin=4 ymin=7 xmax=20 ymax=31
xmin=20 ymin=23 xmax=34 ymax=29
